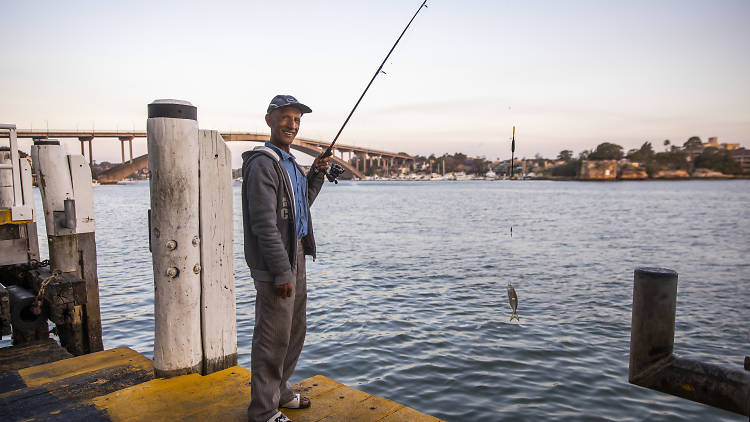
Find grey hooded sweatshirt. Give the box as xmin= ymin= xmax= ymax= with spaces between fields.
xmin=241 ymin=146 xmax=325 ymax=285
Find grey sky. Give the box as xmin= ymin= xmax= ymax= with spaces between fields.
xmin=2 ymin=0 xmax=748 ymax=165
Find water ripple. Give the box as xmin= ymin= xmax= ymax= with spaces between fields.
xmin=7 ymin=180 xmax=746 ymax=422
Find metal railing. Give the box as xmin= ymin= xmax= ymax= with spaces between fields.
xmin=0 ymin=124 xmax=33 ymax=222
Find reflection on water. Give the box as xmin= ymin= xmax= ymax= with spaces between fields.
xmin=23 ymin=180 xmax=750 ymax=421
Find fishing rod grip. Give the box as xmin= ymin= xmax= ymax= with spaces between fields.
xmin=321 ymin=145 xmax=333 ymax=158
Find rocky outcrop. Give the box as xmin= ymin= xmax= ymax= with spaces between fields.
xmin=692 ymin=168 xmax=732 ymax=178
xmin=652 ymin=170 xmax=690 ymax=179
xmin=579 ymin=160 xmax=617 ymax=180
xmin=620 ymin=164 xmax=648 ymax=180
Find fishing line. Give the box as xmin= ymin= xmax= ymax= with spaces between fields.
xmin=319 ymin=0 xmax=429 ymax=182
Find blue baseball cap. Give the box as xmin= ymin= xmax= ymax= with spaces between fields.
xmin=266 ymin=95 xmax=312 ymax=114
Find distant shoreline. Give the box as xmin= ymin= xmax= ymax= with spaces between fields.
xmin=109 ymin=176 xmax=750 ymax=186
xmin=532 ymin=175 xmax=750 ymax=182
xmin=328 ymin=176 xmax=750 ymax=182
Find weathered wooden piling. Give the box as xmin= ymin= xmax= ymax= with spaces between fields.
xmin=147 ymin=99 xmax=203 ymax=378
xmin=629 ymin=267 xmax=750 ymax=416
xmin=147 ymin=100 xmax=238 ymax=377
xmin=197 ymin=129 xmax=237 ymax=373
xmin=30 ymin=140 xmax=103 ymax=355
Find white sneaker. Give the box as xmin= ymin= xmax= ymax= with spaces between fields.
xmin=280 ymin=393 xmax=311 ymax=409
xmin=266 ymin=411 xmax=292 ymax=422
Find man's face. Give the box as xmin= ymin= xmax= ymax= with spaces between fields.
xmin=266 ymin=106 xmax=301 ymax=150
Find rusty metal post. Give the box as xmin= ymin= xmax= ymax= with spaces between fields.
xmin=629 ymin=267 xmax=750 ymax=416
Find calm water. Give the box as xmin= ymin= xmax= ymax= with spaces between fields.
xmin=19 ymin=180 xmax=750 ymax=420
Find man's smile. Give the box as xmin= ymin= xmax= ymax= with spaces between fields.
xmin=266 ymin=105 xmax=302 ymax=151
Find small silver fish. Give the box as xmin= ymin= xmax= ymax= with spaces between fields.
xmin=507 ymin=282 xmax=519 ymax=321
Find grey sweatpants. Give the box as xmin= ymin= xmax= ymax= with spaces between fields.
xmin=247 ymin=240 xmax=307 ymax=422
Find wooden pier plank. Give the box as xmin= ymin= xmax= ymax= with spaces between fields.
xmin=0 ymin=343 xmax=443 ymax=422
xmin=91 ymin=368 xmax=443 ymax=422
xmin=318 ymin=394 xmax=404 ymax=422
xmin=284 ymin=384 xmax=371 ymax=422
xmin=377 ymin=406 xmax=444 ymax=422
xmin=91 ymin=366 xmax=251 ymax=422
xmin=0 ymin=339 xmax=71 ymax=373
xmin=292 ymin=374 xmax=344 ymax=397
xmin=0 ymin=347 xmax=153 ymax=422
xmin=0 ymin=339 xmax=72 ymax=394
xmin=18 ymin=346 xmax=151 ymax=388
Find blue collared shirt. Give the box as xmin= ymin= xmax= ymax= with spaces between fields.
xmin=265 ymin=142 xmax=308 ymax=238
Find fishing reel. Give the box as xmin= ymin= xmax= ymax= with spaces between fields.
xmin=325 ymin=163 xmax=346 ymax=184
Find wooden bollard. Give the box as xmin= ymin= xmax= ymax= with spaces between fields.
xmin=147 ymin=102 xmax=237 ymax=377
xmin=30 ymin=140 xmax=103 ymax=355
xmin=147 ymin=100 xmax=203 ymax=377
xmin=198 ymin=129 xmax=237 ymax=373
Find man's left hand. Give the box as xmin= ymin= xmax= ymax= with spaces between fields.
xmin=312 ymin=153 xmax=331 ymax=173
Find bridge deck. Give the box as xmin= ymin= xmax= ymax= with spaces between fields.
xmin=1 ymin=130 xmax=413 ymax=160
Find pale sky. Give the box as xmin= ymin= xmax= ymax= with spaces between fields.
xmin=2 ymin=0 xmax=749 ymax=167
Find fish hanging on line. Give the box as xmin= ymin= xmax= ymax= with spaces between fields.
xmin=507 ymin=282 xmax=519 ymax=321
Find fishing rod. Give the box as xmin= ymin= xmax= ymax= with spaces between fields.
xmin=509 ymin=126 xmax=516 ymax=236
xmin=510 ymin=126 xmax=516 ymax=179
xmin=320 ymin=0 xmax=428 ymax=183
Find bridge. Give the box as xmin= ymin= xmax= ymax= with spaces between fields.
xmin=1 ymin=131 xmax=415 ymax=183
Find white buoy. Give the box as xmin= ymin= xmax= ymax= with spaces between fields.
xmin=147 ymin=99 xmax=203 ymax=377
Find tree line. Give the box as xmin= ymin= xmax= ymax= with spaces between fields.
xmin=408 ymin=153 xmax=492 ymax=176
xmin=397 ymin=136 xmax=743 ymax=177
xmin=550 ymin=137 xmax=742 ymax=177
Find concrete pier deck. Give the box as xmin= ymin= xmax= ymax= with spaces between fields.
xmin=0 ymin=341 xmax=443 ymax=422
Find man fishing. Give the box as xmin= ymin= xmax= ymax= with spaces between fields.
xmin=241 ymin=4 xmax=428 ymax=421
xmin=242 ymin=95 xmax=330 ymax=422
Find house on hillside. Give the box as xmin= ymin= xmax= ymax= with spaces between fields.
xmin=685 ymin=136 xmax=741 ymax=162
xmin=731 ymin=148 xmax=750 ymax=174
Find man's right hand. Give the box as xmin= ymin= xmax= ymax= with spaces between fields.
xmin=275 ymin=282 xmax=293 ymax=298
xmin=312 ymin=153 xmax=331 ymax=173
